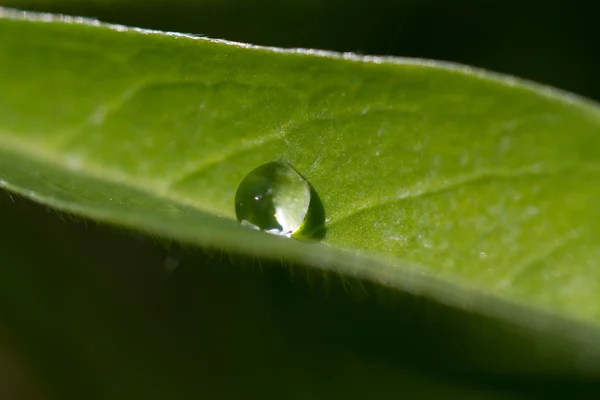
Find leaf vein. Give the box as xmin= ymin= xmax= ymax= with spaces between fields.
xmin=328 ymin=164 xmax=600 ymax=228
xmin=167 ymin=131 xmax=283 ymax=189
xmin=497 ymin=228 xmax=586 ymax=289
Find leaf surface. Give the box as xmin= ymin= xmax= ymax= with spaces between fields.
xmin=2 ymin=8 xmax=600 ymax=366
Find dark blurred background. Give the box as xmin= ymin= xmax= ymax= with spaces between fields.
xmin=1 ymin=1 xmax=600 ymax=399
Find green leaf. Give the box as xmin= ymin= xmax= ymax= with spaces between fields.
xmin=2 ymin=7 xmax=600 ymax=368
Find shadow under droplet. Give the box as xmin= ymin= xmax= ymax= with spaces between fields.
xmin=294 ymin=184 xmax=326 ymax=241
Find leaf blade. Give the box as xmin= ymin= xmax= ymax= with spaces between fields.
xmin=2 ymin=8 xmax=600 ymax=354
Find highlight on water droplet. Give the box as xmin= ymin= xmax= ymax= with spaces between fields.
xmin=234 ymin=160 xmax=325 ymax=240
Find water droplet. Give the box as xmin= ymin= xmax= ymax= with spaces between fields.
xmin=235 ymin=160 xmax=325 ymax=239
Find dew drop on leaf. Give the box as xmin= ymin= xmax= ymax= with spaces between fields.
xmin=235 ymin=160 xmax=312 ymax=237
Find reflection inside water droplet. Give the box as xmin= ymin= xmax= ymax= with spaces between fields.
xmin=234 ymin=160 xmax=325 ymax=239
